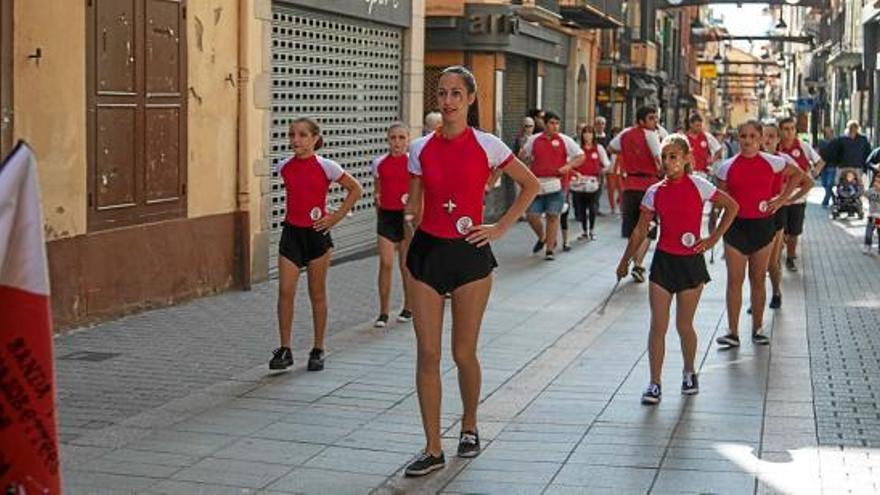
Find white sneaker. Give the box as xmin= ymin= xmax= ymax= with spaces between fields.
xmin=863 ymin=245 xmax=872 ymax=255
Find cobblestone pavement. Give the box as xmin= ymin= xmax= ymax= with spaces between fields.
xmin=55 ymin=191 xmax=880 ymax=494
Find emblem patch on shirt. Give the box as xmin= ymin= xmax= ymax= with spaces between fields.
xmin=791 ymin=149 xmax=801 ymax=158
xmin=456 ymin=216 xmax=474 ymax=235
xmin=401 ymin=193 xmax=409 ymax=205
xmin=551 ymin=140 xmax=561 ymax=148
xmin=758 ymin=200 xmax=769 ymax=213
xmin=681 ymin=232 xmax=697 ymax=248
xmin=591 ymin=152 xmax=599 ymax=160
xmin=700 ymin=140 xmax=708 ymax=148
xmin=310 ymin=207 xmax=323 ymax=221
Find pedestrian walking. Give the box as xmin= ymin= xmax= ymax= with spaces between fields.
xmin=607 ymin=106 xmax=663 ymax=282
xmin=761 ymin=122 xmax=794 ymax=310
xmin=519 ymin=111 xmax=585 ymax=260
xmin=512 ymin=116 xmax=535 ymax=155
xmin=269 ymin=117 xmax=364 ymax=372
xmin=818 ymin=126 xmax=837 ymax=208
xmin=685 ymin=113 xmax=723 ymax=179
xmin=423 ymin=111 xmax=442 ymax=135
xmin=402 ymin=65 xmax=539 ymax=477
xmin=571 ymin=126 xmax=610 ymax=240
xmin=616 ymin=134 xmax=738 ymax=404
xmin=604 ymin=125 xmax=623 ymax=215
xmin=371 ymin=122 xmax=414 ymax=328
xmin=778 ymin=117 xmax=823 ymax=272
xmin=713 ymin=120 xmax=812 ymax=348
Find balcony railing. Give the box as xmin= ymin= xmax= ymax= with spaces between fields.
xmin=630 ymin=41 xmax=658 ymax=72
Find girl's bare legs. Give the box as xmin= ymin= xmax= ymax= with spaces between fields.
xmin=647 ymin=283 xmax=674 ymax=384
xmin=450 ymin=276 xmax=492 ymax=433
xmin=411 ymin=279 xmax=446 ymax=456
xmin=747 ymin=243 xmax=774 ymax=332
xmin=675 ymin=285 xmax=704 ymax=374
xmin=768 ymin=231 xmax=784 ymax=297
xmin=306 ymin=250 xmax=332 ymax=350
xmin=724 ymin=244 xmax=748 ymax=335
xmin=377 ymin=236 xmax=395 ymax=315
xmin=277 ymin=256 xmax=301 ymax=347
xmin=398 ymin=238 xmax=413 ymax=312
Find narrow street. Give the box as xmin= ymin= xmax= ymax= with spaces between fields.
xmin=57 ymin=191 xmax=880 ymax=494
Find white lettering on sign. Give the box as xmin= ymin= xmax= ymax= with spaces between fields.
xmin=366 ymin=0 xmax=400 ymax=15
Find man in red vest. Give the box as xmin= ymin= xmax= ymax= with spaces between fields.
xmin=608 ymin=106 xmax=662 ymax=282
xmin=778 ymin=117 xmax=823 ymax=272
xmin=519 ymin=111 xmax=585 ymax=260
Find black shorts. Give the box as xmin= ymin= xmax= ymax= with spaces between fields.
xmin=773 ymin=205 xmax=787 ymax=232
xmin=406 ymin=229 xmax=497 ymax=295
xmin=723 ymin=217 xmax=776 ymax=256
xmin=649 ymin=249 xmax=711 ymax=294
xmin=377 ymin=208 xmax=405 ymax=243
xmin=784 ymin=203 xmax=807 ymax=236
xmin=621 ymin=190 xmax=658 ymax=240
xmin=279 ymin=223 xmax=333 ymax=268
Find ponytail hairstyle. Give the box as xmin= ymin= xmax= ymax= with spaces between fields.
xmin=291 ymin=117 xmax=324 ymax=151
xmin=738 ymin=119 xmax=763 ymax=136
xmin=440 ymin=65 xmax=481 ymax=129
xmin=661 ymin=133 xmax=693 ymax=174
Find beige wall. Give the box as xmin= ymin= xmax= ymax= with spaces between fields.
xmin=186 ymin=0 xmax=240 ymax=219
xmin=14 ymin=0 xmax=86 ymax=241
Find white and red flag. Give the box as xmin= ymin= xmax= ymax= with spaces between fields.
xmin=0 ymin=142 xmax=61 ymax=494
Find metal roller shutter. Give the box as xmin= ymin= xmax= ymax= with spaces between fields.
xmin=269 ymin=4 xmax=402 ymax=274
xmin=543 ymin=63 xmax=566 ymax=127
xmin=502 ymin=55 xmax=529 ymax=145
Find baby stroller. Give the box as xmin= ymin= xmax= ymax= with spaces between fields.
xmin=831 ymin=169 xmax=863 ymax=219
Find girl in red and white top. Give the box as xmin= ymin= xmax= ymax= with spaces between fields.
xmin=402 ymin=66 xmax=539 ymax=477
xmin=370 ymin=122 xmax=413 ymax=329
xmin=269 ymin=117 xmax=363 ymax=373
xmin=762 ymin=123 xmax=796 ymax=311
xmin=713 ymin=120 xmax=812 ymax=348
xmin=616 ymin=135 xmax=738 ymax=405
xmin=778 ymin=117 xmax=824 ymax=272
xmin=571 ymin=126 xmax=611 ymax=240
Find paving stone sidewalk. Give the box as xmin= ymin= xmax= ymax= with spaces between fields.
xmin=57 ymin=191 xmax=880 ymax=494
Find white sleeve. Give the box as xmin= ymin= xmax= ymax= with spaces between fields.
xmin=475 ymin=129 xmax=515 ymax=168
xmin=641 ymin=183 xmax=659 ymax=211
xmin=597 ymin=145 xmax=611 ymax=169
xmin=645 ymin=130 xmax=661 ymax=158
xmin=520 ymin=133 xmax=538 ymax=160
xmin=706 ymin=132 xmax=722 ymax=155
xmin=407 ymin=135 xmax=431 ymax=176
xmin=317 ymin=156 xmax=345 ymax=181
xmin=657 ymin=125 xmax=669 ymax=140
xmin=371 ymin=155 xmax=386 ymax=178
xmin=760 ymin=152 xmax=789 ymax=173
xmin=802 ymin=141 xmax=821 ymax=164
xmin=690 ymin=174 xmax=718 ymax=202
xmin=608 ymin=129 xmax=625 ymax=153
xmin=562 ymin=134 xmax=585 ymax=160
xmin=275 ymin=157 xmax=292 ymax=174
xmin=715 ymin=156 xmax=736 ymax=181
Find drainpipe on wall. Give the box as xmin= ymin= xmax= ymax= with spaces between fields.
xmin=235 ymin=0 xmax=251 ymax=290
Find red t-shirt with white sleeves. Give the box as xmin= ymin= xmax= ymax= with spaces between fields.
xmin=278 ymin=154 xmax=345 ymax=228
xmin=521 ymin=132 xmax=584 ymax=178
xmin=687 ymin=131 xmax=722 ymax=174
xmin=715 ymin=152 xmax=788 ymax=219
xmin=779 ymin=140 xmax=820 ymax=205
xmin=408 ymin=127 xmax=514 ymax=239
xmin=609 ymin=126 xmax=662 ymax=191
xmin=641 ymin=174 xmax=718 ymax=256
xmin=371 ymin=153 xmax=409 ymax=211
xmin=577 ymin=145 xmax=610 ymax=177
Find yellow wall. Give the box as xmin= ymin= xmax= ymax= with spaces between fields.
xmin=14 ymin=0 xmax=86 ymax=240
xmin=186 ymin=0 xmax=239 ymax=218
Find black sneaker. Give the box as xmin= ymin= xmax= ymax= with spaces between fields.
xmin=752 ymin=329 xmax=771 ymax=346
xmin=544 ymin=251 xmax=555 ymax=261
xmin=631 ymin=266 xmax=646 ymax=283
xmin=641 ymin=383 xmax=661 ymax=405
xmin=374 ymin=314 xmax=389 ymax=328
xmin=785 ymin=257 xmax=798 ymax=272
xmin=269 ymin=347 xmax=293 ymax=371
xmin=562 ymin=244 xmax=572 ymax=252
xmin=404 ymin=451 xmax=445 ymax=477
xmin=532 ymin=239 xmax=545 ymax=254
xmin=769 ymin=294 xmax=782 ymax=309
xmin=397 ymin=309 xmax=413 ymax=323
xmin=682 ymin=373 xmax=699 ymax=395
xmin=457 ymin=431 xmax=480 ymax=458
xmin=715 ymin=333 xmax=740 ymax=347
xmin=307 ymin=348 xmax=325 ymax=371
xmin=746 ymin=306 xmax=752 ymax=315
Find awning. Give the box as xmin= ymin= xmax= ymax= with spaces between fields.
xmin=560 ymin=3 xmax=624 ymax=30
xmin=629 ymin=75 xmax=657 ymax=97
